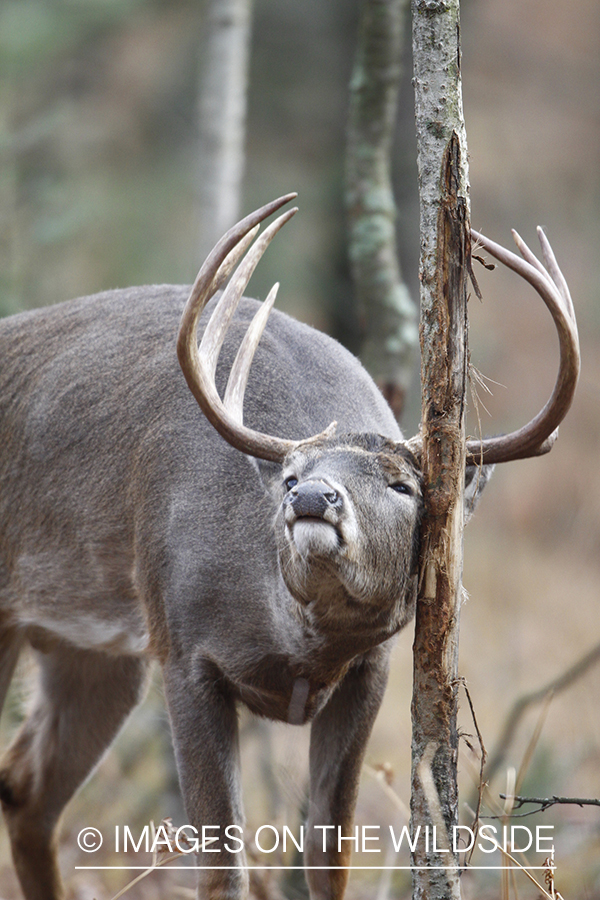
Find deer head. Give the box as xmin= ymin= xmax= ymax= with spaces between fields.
xmin=177 ymin=194 xmax=579 ymax=637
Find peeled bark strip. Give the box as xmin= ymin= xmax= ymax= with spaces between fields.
xmin=410 ymin=1 xmax=470 ymax=898
xmin=346 ymin=0 xmax=417 ymax=419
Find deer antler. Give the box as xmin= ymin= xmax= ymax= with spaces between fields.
xmin=466 ymin=227 xmax=580 ymax=465
xmin=177 ymin=194 xmax=336 ymax=463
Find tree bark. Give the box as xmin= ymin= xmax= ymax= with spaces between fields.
xmin=345 ymin=0 xmax=418 ymax=420
xmin=196 ymin=0 xmax=253 ymax=261
xmin=410 ymin=1 xmax=470 ymax=898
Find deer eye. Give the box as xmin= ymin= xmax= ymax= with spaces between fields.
xmin=284 ymin=476 xmax=298 ymax=493
xmin=390 ymin=482 xmax=413 ymax=497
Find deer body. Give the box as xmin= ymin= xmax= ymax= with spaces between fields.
xmin=0 ymin=195 xmax=579 ymax=900
xmin=0 ymin=284 xmax=421 ymax=900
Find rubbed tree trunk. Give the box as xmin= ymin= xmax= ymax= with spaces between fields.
xmin=410 ymin=1 xmax=470 ymax=898
xmin=345 ymin=0 xmax=417 ymax=420
xmin=196 ymin=0 xmax=253 ymax=261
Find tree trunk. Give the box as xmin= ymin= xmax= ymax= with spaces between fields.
xmin=196 ymin=0 xmax=253 ymax=260
xmin=345 ymin=0 xmax=417 ymax=420
xmin=410 ymin=1 xmax=470 ymax=898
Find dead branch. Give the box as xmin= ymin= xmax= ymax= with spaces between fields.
xmin=476 ymin=640 xmax=600 ymax=805
xmin=461 ymin=681 xmax=487 ymax=866
xmin=498 ymin=793 xmax=600 ymax=814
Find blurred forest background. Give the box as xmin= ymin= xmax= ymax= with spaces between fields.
xmin=1 ymin=0 xmax=599 ymax=898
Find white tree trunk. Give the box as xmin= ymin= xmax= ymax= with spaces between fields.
xmin=196 ymin=0 xmax=253 ymax=260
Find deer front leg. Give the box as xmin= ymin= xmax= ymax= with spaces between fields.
xmin=305 ymin=645 xmax=391 ymax=900
xmin=162 ymin=655 xmax=248 ymax=900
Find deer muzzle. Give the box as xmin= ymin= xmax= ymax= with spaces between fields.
xmin=288 ymin=480 xmax=341 ymax=519
xmin=283 ymin=480 xmax=343 ymax=558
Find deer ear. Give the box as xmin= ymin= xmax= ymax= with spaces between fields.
xmin=464 ymin=464 xmax=494 ymax=523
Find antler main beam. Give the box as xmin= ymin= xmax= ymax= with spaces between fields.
xmin=465 ymin=227 xmax=580 ymax=466
xmin=177 ymin=194 xmax=336 ymax=463
xmin=179 ymin=199 xmax=579 ymax=470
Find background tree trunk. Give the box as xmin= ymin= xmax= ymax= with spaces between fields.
xmin=196 ymin=0 xmax=253 ymax=260
xmin=410 ymin=1 xmax=470 ymax=898
xmin=345 ymin=0 xmax=417 ymax=420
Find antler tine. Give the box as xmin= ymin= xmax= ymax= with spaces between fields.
xmin=209 ymin=224 xmax=261 ymax=296
xmin=536 ymin=226 xmax=577 ymax=323
xmin=177 ymin=196 xmax=337 ymax=463
xmin=199 ymin=209 xmax=297 ymax=381
xmin=467 ymin=228 xmax=580 ymax=466
xmin=512 ymin=228 xmax=576 ymax=326
xmin=224 ymin=281 xmax=279 ymax=424
xmin=178 ymin=193 xmax=297 ymax=360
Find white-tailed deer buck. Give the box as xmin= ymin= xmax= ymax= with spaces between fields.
xmin=0 ymin=194 xmax=579 ymax=900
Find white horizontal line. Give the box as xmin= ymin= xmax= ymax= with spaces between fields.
xmin=75 ymin=865 xmax=551 ymax=871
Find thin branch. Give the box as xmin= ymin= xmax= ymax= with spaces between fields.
xmin=461 ymin=681 xmax=487 ymax=866
xmin=477 ymin=641 xmax=600 ymax=802
xmin=499 ymin=793 xmax=600 ymax=812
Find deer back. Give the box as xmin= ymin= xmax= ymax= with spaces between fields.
xmin=0 ymin=285 xmax=401 ymax=664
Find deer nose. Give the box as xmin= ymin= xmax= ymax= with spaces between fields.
xmin=288 ymin=480 xmax=342 ymax=519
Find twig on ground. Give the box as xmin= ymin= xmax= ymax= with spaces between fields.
xmin=108 ymin=819 xmax=192 ymax=900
